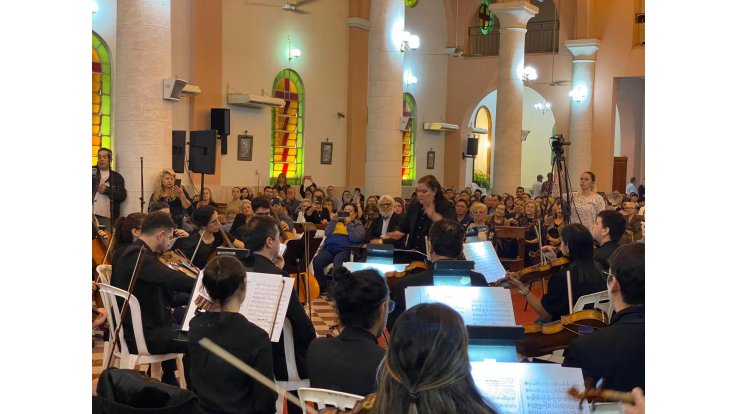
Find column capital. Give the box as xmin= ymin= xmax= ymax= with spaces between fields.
xmin=347 ymin=17 xmax=371 ymax=31
xmin=488 ymin=2 xmax=538 ymax=29
xmin=565 ymin=39 xmax=602 ymax=61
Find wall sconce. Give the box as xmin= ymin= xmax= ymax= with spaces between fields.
xmin=569 ymin=85 xmax=588 ymax=103
xmin=400 ymin=31 xmax=420 ymax=52
xmin=288 ymin=36 xmax=301 ymax=63
xmin=404 ymin=69 xmax=418 ymax=86
xmin=522 ymin=66 xmax=538 ymax=82
xmin=534 ymin=101 xmax=551 ymax=114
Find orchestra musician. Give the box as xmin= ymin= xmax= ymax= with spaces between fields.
xmin=172 ymin=205 xmax=244 ymax=269
xmin=504 ymin=223 xmax=607 ymax=322
xmin=240 ymin=215 xmax=316 ymax=414
xmin=384 ymin=175 xmax=456 ymax=254
xmin=110 ymin=213 xmax=146 ymax=268
xmin=110 ymin=212 xmax=195 ymax=387
xmin=387 ymin=219 xmax=488 ymax=330
xmin=307 ymin=267 xmax=389 ymax=396
xmin=563 ymin=243 xmax=645 ymax=392
xmin=188 ymin=256 xmax=277 ymax=414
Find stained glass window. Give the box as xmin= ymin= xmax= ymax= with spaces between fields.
xmin=401 ymin=93 xmax=416 ymax=186
xmin=92 ymin=32 xmax=112 ymax=166
xmin=271 ymin=69 xmax=304 ymax=185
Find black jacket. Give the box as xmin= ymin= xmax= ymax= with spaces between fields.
xmin=110 ymin=240 xmax=195 ymax=354
xmin=365 ymin=213 xmax=403 ymax=246
xmin=93 ymin=168 xmax=127 ymax=224
xmin=399 ymin=199 xmax=456 ymax=253
xmin=593 ymin=240 xmax=620 ymax=271
xmin=387 ymin=265 xmax=488 ymax=330
xmin=307 ymin=326 xmax=385 ymax=396
xmin=563 ymin=305 xmax=645 ymax=392
xmin=251 ymin=254 xmax=316 ymax=381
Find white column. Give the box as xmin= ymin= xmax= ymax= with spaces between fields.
xmin=365 ymin=0 xmax=404 ymax=196
xmin=115 ymin=0 xmax=173 ymax=215
xmin=565 ymin=39 xmax=601 ymax=184
xmin=488 ymin=1 xmax=538 ymax=195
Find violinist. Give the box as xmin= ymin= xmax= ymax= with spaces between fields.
xmin=504 ymin=223 xmax=606 ymax=322
xmin=110 ymin=212 xmax=146 ymax=268
xmin=563 ymin=243 xmax=645 ymax=393
xmin=384 ymin=175 xmax=456 ymax=254
xmin=241 ymin=215 xmax=316 ymax=414
xmin=387 ymin=219 xmax=488 ymax=330
xmin=149 ymin=201 xmax=190 ymax=239
xmin=249 ymin=196 xmax=291 ymax=238
xmin=307 ymin=267 xmax=389 ymax=396
xmin=591 ymin=210 xmax=627 ymax=270
xmin=172 ymin=205 xmax=244 ymax=269
xmin=110 ymin=212 xmax=195 ymax=387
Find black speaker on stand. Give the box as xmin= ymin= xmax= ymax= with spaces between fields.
xmin=172 ymin=130 xmax=186 ymax=173
xmin=211 ymin=108 xmax=230 ymax=155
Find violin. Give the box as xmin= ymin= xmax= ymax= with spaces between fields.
xmin=516 ymin=256 xmax=570 ymax=285
xmin=383 ymin=261 xmax=429 ymax=290
xmin=516 ymin=309 xmax=609 ymax=357
xmin=158 ymin=249 xmax=200 ymax=278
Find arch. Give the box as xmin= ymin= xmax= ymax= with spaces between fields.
xmin=92 ymin=31 xmax=112 ymax=166
xmin=271 ymin=69 xmax=304 ymax=185
xmin=473 ymin=106 xmax=492 ymax=178
xmin=402 ymin=93 xmax=417 ymax=186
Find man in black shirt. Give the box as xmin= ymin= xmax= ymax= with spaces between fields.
xmin=387 ymin=219 xmax=488 ymax=330
xmin=366 ymin=195 xmax=403 ymax=246
xmin=591 ymin=210 xmax=626 ymax=270
xmin=563 ymin=243 xmax=645 ymax=393
xmin=240 ymin=215 xmax=316 ymax=413
xmin=110 ymin=212 xmax=195 ymax=386
xmin=92 ymin=147 xmax=127 ymax=230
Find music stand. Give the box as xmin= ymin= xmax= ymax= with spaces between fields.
xmin=432 ymin=260 xmax=475 ymax=286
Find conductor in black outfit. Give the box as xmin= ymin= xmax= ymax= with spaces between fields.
xmin=110 ymin=211 xmax=195 ymax=386
xmin=387 ymin=219 xmax=489 ymax=330
xmin=563 ymin=243 xmax=645 ymax=393
xmin=384 ymin=175 xmax=456 ymax=254
xmin=239 ymin=215 xmax=316 ymax=413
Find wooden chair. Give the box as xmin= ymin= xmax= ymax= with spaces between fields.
xmin=493 ymin=226 xmax=526 ymax=272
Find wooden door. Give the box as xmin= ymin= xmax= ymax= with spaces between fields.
xmin=612 ymin=156 xmax=628 ymax=193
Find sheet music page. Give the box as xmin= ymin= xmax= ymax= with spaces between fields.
xmin=343 ymin=261 xmax=407 ymax=276
xmin=241 ymin=272 xmax=294 ymax=342
xmin=405 ymin=286 xmax=516 ymax=326
xmin=278 ymin=243 xmax=287 ymax=256
xmin=181 ymin=270 xmax=208 ymax=331
xmin=463 ymin=241 xmax=507 ymax=283
xmin=470 ymin=362 xmax=590 ymax=414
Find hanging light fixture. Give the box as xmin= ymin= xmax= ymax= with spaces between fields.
xmin=534 ymin=101 xmax=551 ymax=114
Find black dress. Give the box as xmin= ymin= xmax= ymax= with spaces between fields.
xmin=399 ymin=199 xmax=456 ymax=254
xmin=173 ymin=231 xmax=225 ymax=270
xmin=540 ymin=263 xmax=607 ymax=322
xmin=188 ymin=312 xmax=277 ymax=414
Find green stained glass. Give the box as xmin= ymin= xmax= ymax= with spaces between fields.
xmin=102 ymin=63 xmax=111 ymax=74
xmin=98 ymin=47 xmax=109 ymax=64
xmin=102 ymin=95 xmax=110 ymax=114
xmin=101 ymin=115 xmax=110 ymax=135
xmin=93 ymin=34 xmax=101 ymax=48
xmin=102 ymin=136 xmax=111 ymax=148
xmin=102 ymin=75 xmax=111 ymax=94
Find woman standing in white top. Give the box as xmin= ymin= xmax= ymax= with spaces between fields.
xmin=569 ymin=171 xmax=606 ymax=231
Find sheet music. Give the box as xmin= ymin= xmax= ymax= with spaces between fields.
xmin=463 ymin=241 xmax=507 ymax=283
xmin=405 ymin=286 xmax=516 ymax=326
xmin=470 ymin=361 xmax=590 ymax=414
xmin=181 ymin=271 xmax=293 ymax=342
xmin=343 ymin=261 xmax=407 ymax=276
xmin=278 ymin=243 xmax=287 ymax=256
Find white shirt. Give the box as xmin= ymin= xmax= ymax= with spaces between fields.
xmin=626 ymin=182 xmax=637 ymax=195
xmin=531 ymin=181 xmax=543 ymax=198
xmin=380 ymin=214 xmax=393 ymax=237
xmin=93 ymin=169 xmax=111 ymax=218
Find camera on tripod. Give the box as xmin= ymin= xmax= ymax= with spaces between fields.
xmin=550 ymin=134 xmax=567 ymax=156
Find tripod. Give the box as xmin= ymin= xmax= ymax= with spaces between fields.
xmin=550 ymin=135 xmax=575 ymax=226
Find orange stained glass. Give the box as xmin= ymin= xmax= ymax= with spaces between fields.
xmin=271 ymin=69 xmax=304 ymax=185
xmin=93 ymin=32 xmax=112 ymax=166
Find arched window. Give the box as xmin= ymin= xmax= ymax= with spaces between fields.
xmin=92 ymin=31 xmax=112 ymax=166
xmin=474 ymin=106 xmax=492 ymax=177
xmin=401 ymin=93 xmax=416 ymax=186
xmin=271 ymin=69 xmax=304 ymax=185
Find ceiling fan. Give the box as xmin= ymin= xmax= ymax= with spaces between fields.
xmin=428 ymin=0 xmax=480 ymax=58
xmin=243 ymin=0 xmax=314 ymax=14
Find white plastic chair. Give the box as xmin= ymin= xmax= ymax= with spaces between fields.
xmin=95 ymin=264 xmax=112 ymax=366
xmin=298 ymin=387 xmax=363 ymax=411
xmin=573 ymin=290 xmax=613 ymax=319
xmin=96 ymin=283 xmax=187 ymax=389
xmin=275 ymin=319 xmax=311 ymax=414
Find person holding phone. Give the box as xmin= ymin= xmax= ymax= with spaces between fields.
xmin=305 ymin=192 xmax=330 ymax=224
xmin=311 ymin=203 xmax=365 ymax=293
xmin=149 ymin=168 xmax=194 ymax=229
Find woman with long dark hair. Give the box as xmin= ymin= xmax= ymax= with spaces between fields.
xmin=506 ymin=223 xmax=607 ymax=321
xmin=172 ymin=205 xmax=244 ymax=269
xmin=188 ymin=256 xmax=276 ymax=414
xmin=110 ymin=213 xmax=146 ymax=268
xmin=307 ymin=267 xmax=390 ymax=396
xmin=385 ymin=175 xmax=456 ymax=254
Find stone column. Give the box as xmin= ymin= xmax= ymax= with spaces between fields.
xmin=565 ymin=39 xmax=601 ymax=184
xmin=488 ymin=1 xmax=537 ymax=195
xmin=115 ymin=0 xmax=173 ymax=215
xmin=346 ymin=0 xmax=371 ymax=191
xmin=365 ymin=0 xmax=403 ymax=197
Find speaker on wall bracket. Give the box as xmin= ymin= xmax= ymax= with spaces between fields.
xmin=462 ymin=136 xmax=479 ymax=160
xmin=211 ymin=108 xmax=230 ymax=155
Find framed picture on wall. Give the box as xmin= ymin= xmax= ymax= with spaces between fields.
xmin=320 ymin=141 xmax=333 ymax=165
xmin=238 ymin=135 xmax=253 ymax=161
xmin=427 ymin=150 xmax=436 ymax=169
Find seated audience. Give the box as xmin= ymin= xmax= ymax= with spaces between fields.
xmin=367 ymin=195 xmax=403 ymax=246
xmin=311 ymin=203 xmax=365 ymax=293
xmin=393 ymin=196 xmax=405 ymax=217
xmin=455 ymin=199 xmax=472 ymax=227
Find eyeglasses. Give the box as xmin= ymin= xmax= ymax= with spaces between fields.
xmin=603 ymin=270 xmax=615 ymax=284
xmin=388 ymin=299 xmax=396 ymax=313
xmin=379 ymin=203 xmax=393 ymax=208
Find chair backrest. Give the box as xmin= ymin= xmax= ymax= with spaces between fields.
xmin=494 ymin=226 xmax=527 ymax=271
xmin=573 ymin=290 xmax=613 ymax=318
xmin=298 ymin=387 xmax=363 ymax=411
xmin=97 ymin=283 xmax=152 ymax=356
xmin=96 ymin=264 xmax=112 ymax=284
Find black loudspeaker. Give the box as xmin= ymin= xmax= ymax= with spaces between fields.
xmin=211 ymin=108 xmax=230 ymax=155
xmin=466 ymin=137 xmax=479 ymax=156
xmin=189 ymin=130 xmax=217 ymax=174
xmin=172 ymin=130 xmax=186 ymax=173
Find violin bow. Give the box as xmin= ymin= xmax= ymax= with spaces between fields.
xmin=190 ymin=230 xmax=206 ymax=264
xmin=101 ymin=228 xmax=116 ymax=268
xmin=567 ymin=384 xmax=634 ymax=407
